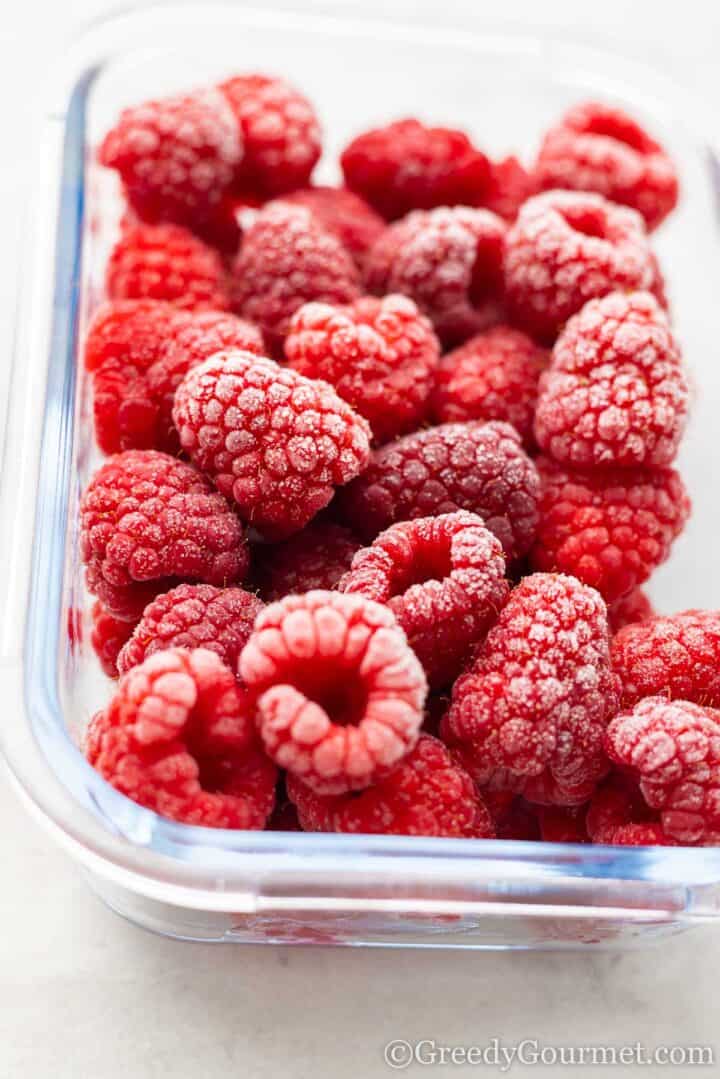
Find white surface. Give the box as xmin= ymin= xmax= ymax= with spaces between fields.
xmin=2 ymin=2 xmax=720 ymax=1077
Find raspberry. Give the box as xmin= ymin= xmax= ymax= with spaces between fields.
xmin=535 ymin=102 xmax=679 ymax=231
xmin=106 ymin=222 xmax=231 ymax=312
xmin=274 ymin=187 xmax=385 ymax=269
xmin=611 ymin=610 xmax=720 ymax=708
xmin=117 ymin=583 xmax=263 ymax=677
xmin=230 ymin=203 xmax=361 ymax=355
xmin=340 ymin=512 xmax=509 ymax=690
xmin=430 ymin=325 xmax=548 ymax=445
xmin=537 ymin=805 xmax=588 ymax=843
xmin=255 ymin=519 xmax=362 ymax=601
xmin=287 ymin=734 xmax=494 ymax=837
xmin=90 ymin=602 xmax=137 ymax=678
xmin=486 ymin=793 xmax=541 ymax=841
xmin=479 ymin=155 xmax=538 ymax=221
xmin=605 ymin=697 xmax=720 ymax=845
xmin=80 ymin=450 xmax=248 ymax=619
xmin=503 ymin=190 xmax=655 ymax=343
xmin=338 ymin=421 xmax=541 ymax=561
xmin=534 ymin=291 xmax=689 ymax=469
xmin=608 ymin=588 xmax=655 ymax=634
xmin=284 ymin=294 xmax=440 ymax=443
xmin=365 ymin=206 xmax=507 ymax=346
xmin=219 ymin=75 xmax=321 ymax=196
xmin=238 ymin=590 xmax=427 ymax=794
xmin=340 ymin=118 xmax=491 ymax=220
xmin=98 ymin=89 xmax=241 ymax=231
xmin=173 ymin=350 xmax=371 ymax=539
xmin=530 ymin=456 xmax=690 ymax=603
xmin=85 ymin=648 xmax=276 ymax=828
xmin=586 ymin=773 xmax=673 ymax=846
xmin=442 ymin=573 xmax=618 ymax=806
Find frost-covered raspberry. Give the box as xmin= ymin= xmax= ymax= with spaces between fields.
xmin=238 ymin=590 xmax=427 ymax=794
xmin=530 ymin=455 xmax=690 ymax=603
xmin=255 ymin=520 xmax=362 ymax=601
xmin=340 ymin=512 xmax=509 ymax=689
xmin=534 ymin=291 xmax=689 ymax=469
xmin=586 ymin=772 xmax=674 ymax=846
xmin=442 ymin=573 xmax=618 ymax=805
xmin=85 ymin=647 xmax=276 ymax=828
xmin=285 ymin=294 xmax=440 ymax=443
xmin=365 ymin=206 xmax=506 ymax=345
xmin=273 ymin=187 xmax=385 ymax=269
xmin=503 ymin=190 xmax=655 ymax=343
xmin=90 ymin=601 xmax=137 ymax=678
xmin=287 ymin=734 xmax=494 ymax=837
xmin=173 ymin=350 xmax=371 ymax=539
xmin=611 ymin=610 xmax=720 ymax=708
xmin=338 ymin=421 xmax=541 ymax=560
xmin=431 ymin=324 xmax=548 ymax=445
xmin=535 ymin=102 xmax=679 ymax=231
xmin=608 ymin=588 xmax=655 ymax=634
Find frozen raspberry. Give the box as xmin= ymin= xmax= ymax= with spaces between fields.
xmin=275 ymin=187 xmax=385 ymax=269
xmin=338 ymin=421 xmax=541 ymax=561
xmin=106 ymin=222 xmax=231 ymax=312
xmin=611 ymin=610 xmax=720 ymax=708
xmin=340 ymin=512 xmax=509 ymax=690
xmin=608 ymin=588 xmax=655 ymax=634
xmin=442 ymin=573 xmax=618 ymax=806
xmin=173 ymin=350 xmax=371 ymax=539
xmin=431 ymin=325 xmax=548 ymax=445
xmin=220 ymin=74 xmax=321 ymax=196
xmin=586 ymin=772 xmax=673 ymax=846
xmin=485 ymin=792 xmax=541 ymax=841
xmin=503 ymin=190 xmax=655 ymax=343
xmin=99 ymin=89 xmax=241 ymax=231
xmin=287 ymin=734 xmax=494 ymax=837
xmin=535 ymin=102 xmax=679 ymax=231
xmin=340 ymin=118 xmax=491 ymax=220
xmin=117 ymin=583 xmax=263 ymax=677
xmin=238 ymin=590 xmax=427 ymax=794
xmin=90 ymin=601 xmax=137 ymax=678
xmin=537 ymin=805 xmax=588 ymax=843
xmin=85 ymin=648 xmax=276 ymax=828
xmin=479 ymin=155 xmax=538 ymax=222
xmin=530 ymin=456 xmax=690 ymax=603
xmin=284 ymin=294 xmax=440 ymax=443
xmin=230 ymin=203 xmax=361 ymax=355
xmin=534 ymin=291 xmax=689 ymax=469
xmin=365 ymin=206 xmax=507 ymax=346
xmin=605 ymin=697 xmax=720 ymax=845
xmin=80 ymin=450 xmax=248 ymax=619
xmin=255 ymin=519 xmax=362 ymax=602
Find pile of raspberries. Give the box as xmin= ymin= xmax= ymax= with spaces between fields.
xmin=79 ymin=75 xmax=718 ymax=848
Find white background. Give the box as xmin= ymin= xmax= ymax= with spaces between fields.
xmin=2 ymin=2 xmax=720 ymax=1076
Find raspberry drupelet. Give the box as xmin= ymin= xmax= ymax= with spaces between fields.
xmin=339 ymin=512 xmax=509 ymax=690
xmin=287 ymin=734 xmax=495 ymax=837
xmin=608 ymin=588 xmax=655 ymax=634
xmin=503 ymin=190 xmax=656 ymax=344
xmin=586 ymin=772 xmax=674 ymax=846
xmin=255 ymin=519 xmax=362 ymax=602
xmin=173 ymin=350 xmax=372 ymax=539
xmin=534 ymin=291 xmax=689 ymax=469
xmin=238 ymin=590 xmax=427 ymax=794
xmin=85 ymin=648 xmax=276 ymax=828
xmin=338 ymin=420 xmax=541 ymax=561
xmin=284 ymin=294 xmax=440 ymax=443
xmin=90 ymin=601 xmax=138 ymax=678
xmin=535 ymin=101 xmax=679 ymax=231
xmin=611 ymin=610 xmax=720 ymax=708
xmin=272 ymin=187 xmax=386 ymax=270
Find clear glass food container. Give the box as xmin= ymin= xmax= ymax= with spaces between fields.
xmin=2 ymin=3 xmax=720 ymax=948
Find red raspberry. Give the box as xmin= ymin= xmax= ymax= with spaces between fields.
xmin=534 ymin=291 xmax=689 ymax=469
xmin=255 ymin=520 xmax=362 ymax=601
xmin=173 ymin=350 xmax=371 ymax=539
xmin=479 ymin=155 xmax=538 ymax=222
xmin=106 ymin=222 xmax=231 ymax=312
xmin=219 ymin=74 xmax=321 ymax=196
xmin=117 ymin=583 xmax=263 ymax=677
xmin=274 ymin=187 xmax=385 ymax=268
xmin=486 ymin=793 xmax=541 ymax=841
xmin=535 ymin=102 xmax=679 ymax=231
xmin=287 ymin=734 xmax=494 ymax=837
xmin=230 ymin=203 xmax=361 ymax=355
xmin=338 ymin=421 xmax=541 ymax=561
xmin=605 ymin=697 xmax=720 ymax=845
xmin=340 ymin=118 xmax=491 ymax=220
xmin=85 ymin=648 xmax=276 ymax=828
xmin=340 ymin=512 xmax=509 ymax=690
xmin=430 ymin=324 xmax=548 ymax=445
xmin=442 ymin=573 xmax=618 ymax=806
xmin=611 ymin=610 xmax=720 ymax=708
xmin=90 ymin=602 xmax=137 ymax=678
xmin=530 ymin=455 xmax=690 ymax=603
xmin=608 ymin=588 xmax=655 ymax=634
xmin=537 ymin=805 xmax=588 ymax=843
xmin=98 ymin=89 xmax=241 ymax=231
xmin=238 ymin=590 xmax=427 ymax=794
xmin=80 ymin=450 xmax=248 ymax=620
xmin=284 ymin=294 xmax=440 ymax=443
xmin=586 ymin=773 xmax=673 ymax=846
xmin=503 ymin=190 xmax=655 ymax=343
xmin=365 ymin=206 xmax=507 ymax=346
